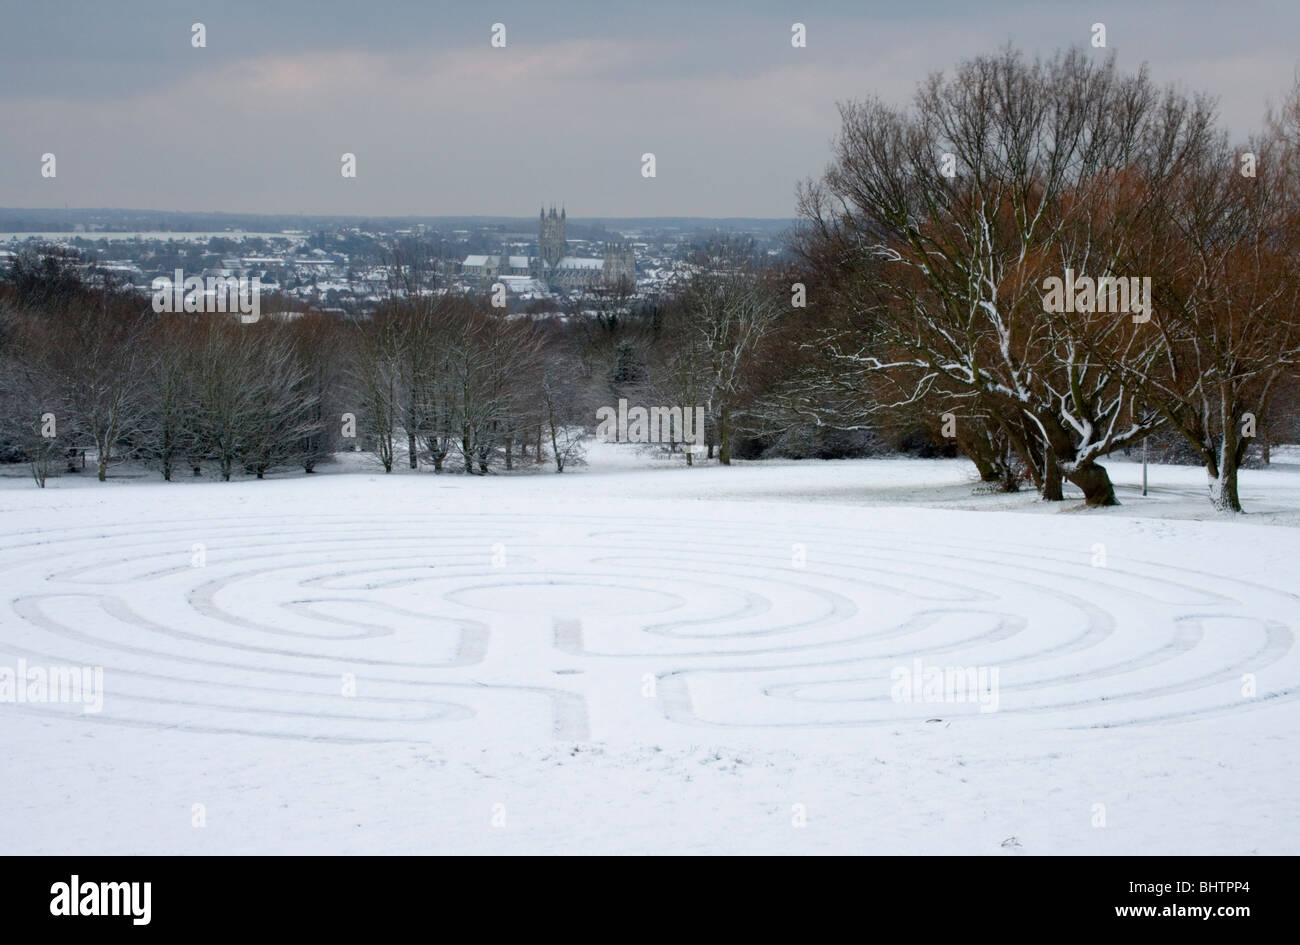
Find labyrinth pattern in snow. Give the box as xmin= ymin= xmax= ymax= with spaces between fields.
xmin=3 ymin=509 xmax=1295 ymax=743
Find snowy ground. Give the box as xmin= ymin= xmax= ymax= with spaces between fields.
xmin=2 ymin=445 xmax=1299 ymax=854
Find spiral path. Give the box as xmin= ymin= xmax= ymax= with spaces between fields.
xmin=2 ymin=510 xmax=1296 ymax=743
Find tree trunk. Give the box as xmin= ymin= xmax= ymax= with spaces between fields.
xmin=718 ymin=405 xmax=732 ymax=466
xmin=1066 ymin=462 xmax=1118 ymax=507
xmin=1041 ymin=447 xmax=1063 ymax=501
xmin=1209 ymin=468 xmax=1242 ymax=513
xmin=31 ymin=451 xmax=50 ymax=488
xmin=549 ymin=421 xmax=564 ymax=473
xmin=1005 ymin=423 xmax=1043 ymax=492
xmin=408 ymin=432 xmax=417 ymax=469
xmin=972 ymin=455 xmax=997 ymax=482
xmin=1208 ymin=437 xmax=1244 ymax=513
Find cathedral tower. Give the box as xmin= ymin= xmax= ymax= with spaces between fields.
xmin=539 ymin=206 xmax=566 ymax=270
xmin=602 ymin=239 xmax=635 ymax=285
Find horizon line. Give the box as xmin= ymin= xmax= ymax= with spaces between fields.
xmin=0 ymin=207 xmax=799 ymax=224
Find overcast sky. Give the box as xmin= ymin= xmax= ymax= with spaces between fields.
xmin=2 ymin=0 xmax=1297 ymax=218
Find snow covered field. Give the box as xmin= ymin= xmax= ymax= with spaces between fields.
xmin=2 ymin=447 xmax=1299 ymax=854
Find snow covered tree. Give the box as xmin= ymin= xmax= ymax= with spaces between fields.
xmin=799 ymin=47 xmax=1214 ymax=504
xmin=240 ymin=323 xmax=322 ymax=479
xmin=134 ymin=316 xmax=198 ymax=481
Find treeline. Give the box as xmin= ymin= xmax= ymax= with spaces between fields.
xmin=0 ymin=244 xmax=810 ymax=486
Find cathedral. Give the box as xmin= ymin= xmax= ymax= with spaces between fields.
xmin=461 ymin=207 xmax=635 ymax=289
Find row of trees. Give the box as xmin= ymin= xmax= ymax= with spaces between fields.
xmin=1 ymin=291 xmax=326 ymax=486
xmin=0 ymin=255 xmax=793 ymax=485
xmin=352 ymin=298 xmax=585 ymax=475
xmin=0 ymin=276 xmax=594 ymax=485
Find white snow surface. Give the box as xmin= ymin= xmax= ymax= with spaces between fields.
xmin=2 ymin=445 xmax=1299 ymax=854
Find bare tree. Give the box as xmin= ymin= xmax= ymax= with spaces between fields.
xmin=538 ymin=334 xmax=588 ymax=473
xmin=241 ymin=323 xmax=322 ymax=479
xmin=800 ymin=47 xmax=1215 ymax=504
xmin=135 ymin=316 xmax=198 ymax=481
xmin=351 ymin=312 xmax=403 ymax=473
xmin=1118 ymin=88 xmax=1300 ymax=511
xmin=677 ymin=243 xmax=783 ymax=465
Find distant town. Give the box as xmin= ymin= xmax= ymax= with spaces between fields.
xmin=0 ymin=207 xmax=794 ymax=318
